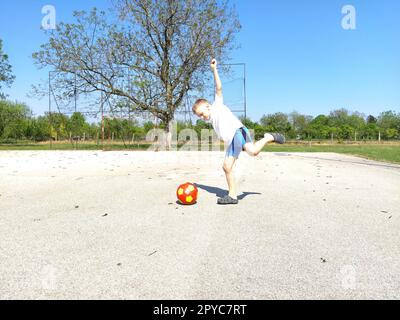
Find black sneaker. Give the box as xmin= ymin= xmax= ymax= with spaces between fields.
xmin=217 ymin=195 xmax=239 ymax=205
xmin=265 ymin=133 xmax=286 ymax=144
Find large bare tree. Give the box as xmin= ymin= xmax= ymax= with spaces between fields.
xmin=32 ymin=0 xmax=240 ymax=127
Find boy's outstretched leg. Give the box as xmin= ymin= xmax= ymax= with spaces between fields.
xmin=244 ymin=133 xmax=286 ymax=157
xmin=218 ymin=156 xmax=239 ymax=205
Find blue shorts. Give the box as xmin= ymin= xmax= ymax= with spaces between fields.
xmin=226 ymin=127 xmax=253 ymax=158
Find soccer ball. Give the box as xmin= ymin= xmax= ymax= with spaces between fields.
xmin=176 ymin=183 xmax=198 ymax=205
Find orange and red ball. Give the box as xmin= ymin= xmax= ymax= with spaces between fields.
xmin=176 ymin=183 xmax=198 ymax=205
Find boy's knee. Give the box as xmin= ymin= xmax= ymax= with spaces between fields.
xmin=223 ymin=163 xmax=232 ymax=173
xmin=245 ymin=147 xmax=260 ymax=157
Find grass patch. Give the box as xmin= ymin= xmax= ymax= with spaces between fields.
xmin=263 ymin=144 xmax=400 ymax=164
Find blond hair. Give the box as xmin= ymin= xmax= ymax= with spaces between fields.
xmin=192 ymin=99 xmax=208 ymax=113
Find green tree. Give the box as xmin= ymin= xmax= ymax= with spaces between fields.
xmin=377 ymin=111 xmax=399 ymax=130
xmin=87 ymin=122 xmax=100 ymax=141
xmin=131 ymin=123 xmax=146 ymax=141
xmin=348 ymin=112 xmax=365 ymax=130
xmin=253 ymin=123 xmax=265 ymax=140
xmin=67 ymin=112 xmax=86 ymax=138
xmin=366 ymin=115 xmax=377 ymax=124
xmin=260 ymin=112 xmax=291 ymax=135
xmin=328 ymin=108 xmax=351 ymax=127
xmin=28 ymin=116 xmax=51 ymax=142
xmin=385 ymin=128 xmax=398 ymax=140
xmin=377 ymin=111 xmax=400 ymax=139
xmin=288 ymin=111 xmax=313 ymax=139
xmin=48 ymin=112 xmax=69 ymax=140
xmin=337 ymin=124 xmax=353 ymax=140
xmin=0 ymin=100 xmax=30 ymax=140
xmin=304 ymin=115 xmax=332 ymax=139
xmin=328 ymin=109 xmax=366 ymax=140
xmin=360 ymin=123 xmax=379 ymax=140
xmin=143 ymin=121 xmax=156 ymax=133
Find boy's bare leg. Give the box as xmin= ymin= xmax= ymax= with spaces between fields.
xmin=223 ymin=156 xmax=237 ymax=199
xmin=244 ymin=134 xmax=275 ymax=156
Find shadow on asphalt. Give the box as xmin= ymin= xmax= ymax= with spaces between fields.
xmin=195 ymin=183 xmax=261 ymax=200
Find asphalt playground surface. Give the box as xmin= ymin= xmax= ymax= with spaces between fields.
xmin=0 ymin=150 xmax=399 ymax=299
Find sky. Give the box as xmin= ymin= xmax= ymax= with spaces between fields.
xmin=0 ymin=0 xmax=399 ymax=121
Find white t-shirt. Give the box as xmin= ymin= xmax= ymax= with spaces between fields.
xmin=209 ymin=94 xmax=243 ymax=146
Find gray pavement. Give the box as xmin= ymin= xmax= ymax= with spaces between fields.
xmin=0 ymin=150 xmax=399 ymax=299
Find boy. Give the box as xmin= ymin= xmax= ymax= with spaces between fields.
xmin=192 ymin=59 xmax=285 ymax=205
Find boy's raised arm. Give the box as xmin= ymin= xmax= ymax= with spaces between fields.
xmin=211 ymin=59 xmax=222 ymax=97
